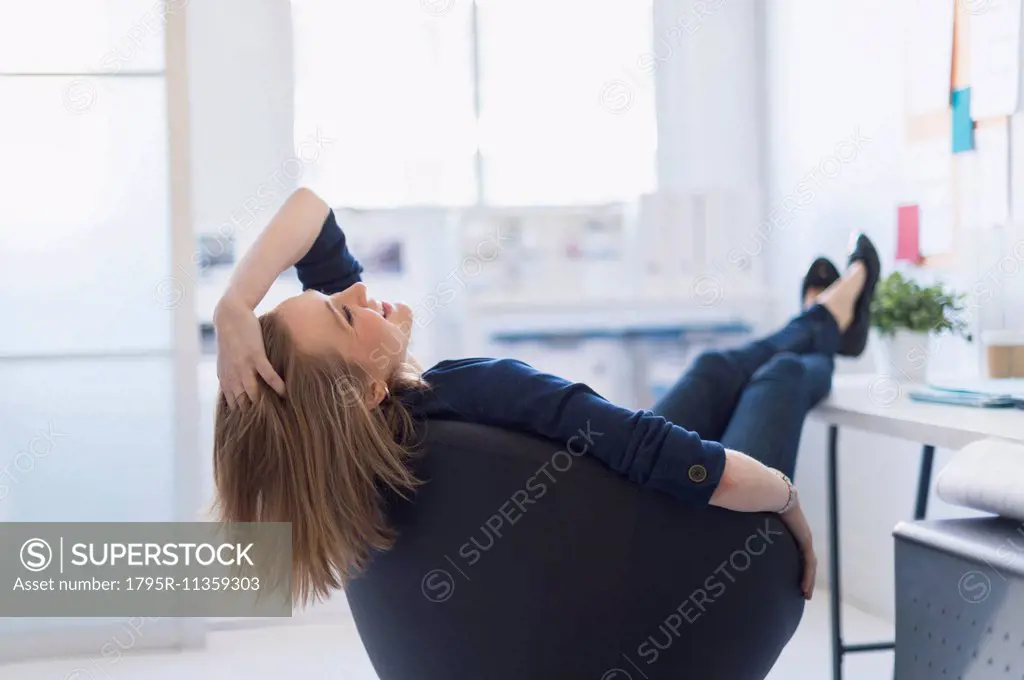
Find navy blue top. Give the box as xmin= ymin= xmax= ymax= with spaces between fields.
xmin=295 ymin=210 xmax=726 ymax=506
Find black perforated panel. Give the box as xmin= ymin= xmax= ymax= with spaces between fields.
xmin=895 ymin=518 xmax=1024 ymax=680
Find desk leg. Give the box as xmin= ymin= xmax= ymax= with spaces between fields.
xmin=914 ymin=445 xmax=936 ymax=521
xmin=827 ymin=425 xmax=843 ymax=680
xmin=827 ymin=439 xmax=935 ymax=680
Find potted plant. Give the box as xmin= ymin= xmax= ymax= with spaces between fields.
xmin=870 ymin=272 xmax=967 ymax=382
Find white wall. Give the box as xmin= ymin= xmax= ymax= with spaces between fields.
xmin=763 ymin=0 xmax=990 ymax=622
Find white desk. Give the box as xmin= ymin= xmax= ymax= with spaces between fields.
xmin=810 ymin=375 xmax=1024 ymax=680
xmin=814 ymin=375 xmax=1024 ymax=449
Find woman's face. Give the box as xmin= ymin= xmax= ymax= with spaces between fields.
xmin=275 ymin=283 xmax=413 ymax=382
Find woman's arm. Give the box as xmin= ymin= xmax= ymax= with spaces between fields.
xmin=214 ymin=188 xmax=330 ymax=406
xmin=419 ymin=359 xmax=750 ymax=506
xmin=220 ymin=187 xmax=331 ymax=311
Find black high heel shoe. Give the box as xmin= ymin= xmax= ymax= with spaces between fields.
xmin=801 ymin=257 xmax=840 ymax=307
xmin=838 ymin=233 xmax=881 ymax=357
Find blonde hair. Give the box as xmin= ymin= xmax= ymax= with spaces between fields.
xmin=211 ymin=311 xmax=427 ymax=607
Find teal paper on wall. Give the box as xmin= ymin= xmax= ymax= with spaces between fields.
xmin=951 ymin=88 xmax=974 ymax=153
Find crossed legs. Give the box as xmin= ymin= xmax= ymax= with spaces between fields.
xmin=651 ymin=307 xmax=837 ymax=478
xmin=650 ymin=262 xmax=866 ymax=477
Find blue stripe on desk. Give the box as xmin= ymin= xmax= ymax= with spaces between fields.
xmin=490 ymin=322 xmax=752 ymax=343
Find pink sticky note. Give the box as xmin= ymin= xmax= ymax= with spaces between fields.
xmin=896 ymin=205 xmax=920 ymax=263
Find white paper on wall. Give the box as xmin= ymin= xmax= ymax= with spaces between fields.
xmin=905 ymin=137 xmax=956 ymax=255
xmin=1009 ymin=114 xmax=1024 ymax=220
xmin=966 ymin=120 xmax=1011 ymax=228
xmin=969 ymin=0 xmax=1023 ymax=119
xmin=905 ymin=0 xmax=956 ymax=115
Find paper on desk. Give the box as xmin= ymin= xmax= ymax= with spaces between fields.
xmin=970 ymin=0 xmax=1023 ymax=119
xmin=908 ymin=387 xmax=1017 ymax=407
xmin=963 ymin=120 xmax=1011 ymax=228
xmin=931 ymin=377 xmax=1024 ymax=398
xmin=905 ymin=137 xmax=955 ymax=255
xmin=906 ymin=0 xmax=956 ymax=115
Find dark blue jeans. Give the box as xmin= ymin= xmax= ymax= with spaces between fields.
xmin=651 ymin=304 xmax=840 ymax=479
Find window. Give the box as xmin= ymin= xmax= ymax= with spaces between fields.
xmin=476 ymin=0 xmax=656 ymax=205
xmin=0 ymin=0 xmax=167 ymax=74
xmin=0 ymin=0 xmax=173 ymax=355
xmin=292 ymin=0 xmax=477 ymax=207
xmin=292 ymin=0 xmax=656 ymax=207
xmin=0 ymin=0 xmax=182 ymax=547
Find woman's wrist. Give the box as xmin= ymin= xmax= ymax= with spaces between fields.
xmin=772 ymin=469 xmax=798 ymax=514
xmin=712 ymin=449 xmax=799 ymax=514
xmin=214 ymin=291 xmax=252 ymax=325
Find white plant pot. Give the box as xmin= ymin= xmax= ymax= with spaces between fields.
xmin=875 ymin=330 xmax=931 ymax=383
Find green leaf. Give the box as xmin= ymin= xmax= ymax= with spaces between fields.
xmin=870 ymin=272 xmax=967 ymax=338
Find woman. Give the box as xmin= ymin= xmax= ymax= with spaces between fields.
xmin=212 ymin=188 xmax=880 ymax=607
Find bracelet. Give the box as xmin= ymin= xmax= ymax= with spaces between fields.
xmin=773 ymin=469 xmax=798 ymax=514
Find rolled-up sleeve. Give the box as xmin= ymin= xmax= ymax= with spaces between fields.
xmin=294 ymin=209 xmax=364 ymax=294
xmin=419 ymin=358 xmax=727 ymax=506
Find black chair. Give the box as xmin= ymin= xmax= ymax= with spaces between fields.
xmin=346 ymin=420 xmax=805 ymax=680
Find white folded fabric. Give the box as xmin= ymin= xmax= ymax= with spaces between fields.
xmin=936 ymin=438 xmax=1024 ymax=522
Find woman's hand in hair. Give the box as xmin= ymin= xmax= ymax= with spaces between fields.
xmin=214 ymin=294 xmax=286 ymax=408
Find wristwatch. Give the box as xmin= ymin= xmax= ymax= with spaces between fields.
xmin=773 ymin=469 xmax=798 ymax=514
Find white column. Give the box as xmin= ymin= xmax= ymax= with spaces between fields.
xmin=654 ymin=0 xmax=767 ymax=195
xmin=186 ymin=0 xmax=296 ymax=259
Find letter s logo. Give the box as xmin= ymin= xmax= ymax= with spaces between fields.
xmin=421 ymin=569 xmax=455 ymax=603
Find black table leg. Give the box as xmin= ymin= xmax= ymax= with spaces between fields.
xmin=914 ymin=445 xmax=935 ymax=520
xmin=827 ymin=425 xmax=843 ymax=680
xmin=828 ymin=439 xmax=937 ymax=680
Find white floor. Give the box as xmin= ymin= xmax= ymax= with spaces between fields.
xmin=3 ymin=590 xmax=893 ymax=680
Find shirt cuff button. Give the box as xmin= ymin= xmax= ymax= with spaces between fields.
xmin=688 ymin=464 xmax=708 ymax=483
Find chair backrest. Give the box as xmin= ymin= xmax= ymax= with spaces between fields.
xmin=345 ymin=420 xmax=805 ymax=680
